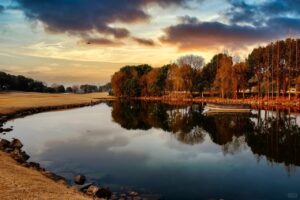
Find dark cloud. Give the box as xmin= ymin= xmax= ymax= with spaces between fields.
xmin=80 ymin=37 xmax=123 ymax=46
xmin=14 ymin=0 xmax=186 ymax=40
xmin=160 ymin=16 xmax=300 ymax=50
xmin=0 ymin=5 xmax=4 ymax=13
xmin=161 ymin=0 xmax=300 ymax=51
xmin=132 ymin=37 xmax=156 ymax=46
xmin=225 ymin=0 xmax=300 ymax=26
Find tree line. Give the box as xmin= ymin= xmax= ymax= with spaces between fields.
xmin=112 ymin=38 xmax=300 ymax=99
xmin=0 ymin=71 xmax=111 ymax=94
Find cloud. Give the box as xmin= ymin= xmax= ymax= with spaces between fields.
xmin=0 ymin=5 xmax=4 ymax=13
xmin=80 ymin=37 xmax=124 ymax=46
xmin=13 ymin=0 xmax=187 ymax=42
xmin=160 ymin=15 xmax=300 ymax=50
xmin=225 ymin=0 xmax=300 ymax=26
xmin=132 ymin=37 xmax=156 ymax=46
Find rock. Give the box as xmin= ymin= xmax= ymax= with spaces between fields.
xmin=110 ymin=194 xmax=118 ymax=200
xmin=10 ymin=149 xmax=30 ymax=163
xmin=10 ymin=138 xmax=23 ymax=149
xmin=73 ymin=183 xmax=94 ymax=192
xmin=133 ymin=197 xmax=142 ymax=200
xmin=42 ymin=171 xmax=67 ymax=184
xmin=0 ymin=139 xmax=10 ymax=150
xmin=86 ymin=185 xmax=99 ymax=196
xmin=0 ymin=127 xmax=13 ymax=133
xmin=4 ymin=147 xmax=14 ymax=153
xmin=74 ymin=174 xmax=86 ymax=185
xmin=130 ymin=191 xmax=139 ymax=197
xmin=23 ymin=162 xmax=43 ymax=171
xmin=95 ymin=187 xmax=112 ymax=199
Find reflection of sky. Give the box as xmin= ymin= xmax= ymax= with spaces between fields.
xmin=3 ymin=104 xmax=300 ymax=200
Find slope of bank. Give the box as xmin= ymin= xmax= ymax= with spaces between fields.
xmin=0 ymin=92 xmax=115 ymax=200
xmin=0 ymin=151 xmax=90 ymax=200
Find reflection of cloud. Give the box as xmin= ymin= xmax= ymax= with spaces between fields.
xmin=0 ymin=5 xmax=4 ymax=13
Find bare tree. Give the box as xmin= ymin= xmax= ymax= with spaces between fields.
xmin=176 ymin=54 xmax=205 ymax=70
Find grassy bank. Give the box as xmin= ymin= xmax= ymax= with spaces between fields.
xmin=0 ymin=92 xmax=115 ymax=115
xmin=0 ymin=92 xmax=115 ymax=200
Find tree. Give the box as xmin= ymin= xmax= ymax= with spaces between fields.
xmin=200 ymin=54 xmax=223 ymax=96
xmin=72 ymin=85 xmax=80 ymax=93
xmin=214 ymin=54 xmax=233 ymax=98
xmin=232 ymin=62 xmax=248 ymax=98
xmin=66 ymin=87 xmax=73 ymax=93
xmin=111 ymin=65 xmax=153 ymax=97
xmin=176 ymin=54 xmax=205 ymax=70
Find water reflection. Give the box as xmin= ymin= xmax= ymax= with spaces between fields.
xmin=3 ymin=101 xmax=300 ymax=200
xmin=110 ymin=100 xmax=300 ymax=170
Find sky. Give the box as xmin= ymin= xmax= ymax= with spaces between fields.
xmin=1 ymin=0 xmax=300 ymax=85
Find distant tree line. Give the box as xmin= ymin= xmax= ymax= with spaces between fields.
xmin=111 ymin=38 xmax=300 ymax=99
xmin=0 ymin=71 xmax=111 ymax=94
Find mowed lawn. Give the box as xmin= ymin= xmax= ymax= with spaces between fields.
xmin=0 ymin=92 xmax=114 ymax=115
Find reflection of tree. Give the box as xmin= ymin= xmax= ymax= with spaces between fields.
xmin=201 ymin=113 xmax=254 ymax=145
xmin=175 ymin=126 xmax=206 ymax=145
xmin=109 ymin=101 xmax=300 ymax=170
xmin=111 ymin=101 xmax=206 ymax=144
xmin=222 ymin=136 xmax=247 ymax=155
xmin=247 ymin=110 xmax=300 ymax=168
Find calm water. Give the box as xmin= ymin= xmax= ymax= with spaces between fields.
xmin=2 ymin=100 xmax=300 ymax=200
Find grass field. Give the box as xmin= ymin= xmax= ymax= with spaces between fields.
xmin=0 ymin=92 xmax=114 ymax=115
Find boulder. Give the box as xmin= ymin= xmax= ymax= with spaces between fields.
xmin=0 ymin=139 xmax=10 ymax=150
xmin=10 ymin=138 xmax=23 ymax=149
xmin=130 ymin=191 xmax=139 ymax=197
xmin=95 ymin=187 xmax=112 ymax=199
xmin=22 ymin=162 xmax=43 ymax=171
xmin=73 ymin=183 xmax=94 ymax=192
xmin=0 ymin=127 xmax=13 ymax=133
xmin=4 ymin=147 xmax=14 ymax=153
xmin=10 ymin=149 xmax=30 ymax=163
xmin=86 ymin=185 xmax=99 ymax=196
xmin=42 ymin=171 xmax=67 ymax=184
xmin=74 ymin=174 xmax=86 ymax=185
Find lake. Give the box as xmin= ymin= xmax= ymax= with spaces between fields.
xmin=2 ymin=100 xmax=300 ymax=200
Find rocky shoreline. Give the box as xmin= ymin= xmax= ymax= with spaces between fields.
xmin=0 ymin=100 xmax=112 ymax=199
xmin=0 ymin=137 xmax=159 ymax=200
xmin=0 ymin=100 xmax=159 ymax=200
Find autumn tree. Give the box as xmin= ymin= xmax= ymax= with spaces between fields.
xmin=200 ymin=54 xmax=223 ymax=96
xmin=177 ymin=55 xmax=205 ymax=94
xmin=214 ymin=54 xmax=233 ymax=98
xmin=232 ymin=62 xmax=248 ymax=98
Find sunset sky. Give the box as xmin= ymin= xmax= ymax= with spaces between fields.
xmin=1 ymin=0 xmax=300 ymax=85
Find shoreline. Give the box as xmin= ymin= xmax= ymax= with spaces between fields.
xmin=1 ymin=92 xmax=300 ymax=199
xmin=0 ymin=92 xmax=115 ymax=200
xmin=129 ymin=96 xmax=300 ymax=112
